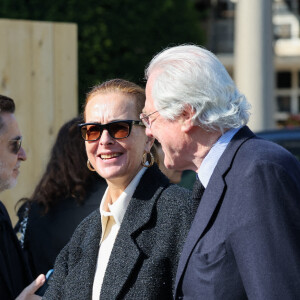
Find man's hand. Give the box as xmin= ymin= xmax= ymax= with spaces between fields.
xmin=15 ymin=274 xmax=46 ymax=300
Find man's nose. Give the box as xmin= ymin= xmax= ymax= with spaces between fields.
xmin=18 ymin=146 xmax=27 ymax=161
xmin=145 ymin=127 xmax=154 ymax=139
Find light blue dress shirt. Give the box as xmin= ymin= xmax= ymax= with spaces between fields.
xmin=198 ymin=127 xmax=241 ymax=188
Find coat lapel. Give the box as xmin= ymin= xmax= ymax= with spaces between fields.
xmin=175 ymin=126 xmax=255 ymax=294
xmin=100 ymin=165 xmax=169 ymax=299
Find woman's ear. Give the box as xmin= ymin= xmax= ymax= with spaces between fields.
xmin=180 ymin=104 xmax=196 ymax=133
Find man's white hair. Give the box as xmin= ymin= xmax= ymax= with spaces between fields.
xmin=145 ymin=44 xmax=251 ymax=132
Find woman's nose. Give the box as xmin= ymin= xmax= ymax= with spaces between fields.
xmin=99 ymin=129 xmax=114 ymax=145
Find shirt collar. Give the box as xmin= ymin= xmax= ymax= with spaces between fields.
xmin=198 ymin=127 xmax=241 ymax=188
xmin=100 ymin=167 xmax=147 ymax=226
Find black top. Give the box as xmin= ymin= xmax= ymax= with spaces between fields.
xmin=0 ymin=201 xmax=32 ymax=299
xmin=15 ymin=180 xmax=107 ymax=277
xmin=43 ymin=165 xmax=197 ymax=300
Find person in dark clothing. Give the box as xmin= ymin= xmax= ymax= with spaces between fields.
xmin=0 ymin=202 xmax=32 ymax=299
xmin=43 ymin=79 xmax=198 ymax=300
xmin=15 ymin=116 xmax=107 ymax=277
xmin=0 ymin=95 xmax=45 ymax=300
xmin=143 ymin=44 xmax=300 ymax=299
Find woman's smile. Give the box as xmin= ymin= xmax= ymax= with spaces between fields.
xmin=99 ymin=152 xmax=122 ymax=160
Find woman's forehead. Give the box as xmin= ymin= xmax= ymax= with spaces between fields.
xmin=86 ymin=94 xmax=138 ymax=121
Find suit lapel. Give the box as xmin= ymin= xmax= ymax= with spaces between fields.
xmin=175 ymin=126 xmax=255 ymax=293
xmin=175 ymin=174 xmax=225 ymax=290
xmin=101 ymin=165 xmax=169 ymax=299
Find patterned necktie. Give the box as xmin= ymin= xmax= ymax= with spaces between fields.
xmin=192 ymin=177 xmax=205 ymax=201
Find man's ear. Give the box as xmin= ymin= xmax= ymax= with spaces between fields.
xmin=180 ymin=104 xmax=196 ymax=133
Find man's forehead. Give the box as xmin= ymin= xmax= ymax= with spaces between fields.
xmin=1 ymin=112 xmax=16 ymax=125
xmin=144 ymin=82 xmax=156 ymax=113
xmin=0 ymin=113 xmax=21 ymax=136
xmin=143 ymin=98 xmax=151 ymax=112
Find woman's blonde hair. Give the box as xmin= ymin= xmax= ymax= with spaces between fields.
xmin=84 ymin=78 xmax=145 ymax=121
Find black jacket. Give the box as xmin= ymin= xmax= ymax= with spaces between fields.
xmin=44 ymin=165 xmax=197 ymax=299
xmin=15 ymin=180 xmax=107 ymax=277
xmin=0 ymin=201 xmax=32 ymax=299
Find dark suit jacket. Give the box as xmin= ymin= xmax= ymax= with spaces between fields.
xmin=44 ymin=165 xmax=198 ymax=300
xmin=175 ymin=126 xmax=300 ymax=300
xmin=0 ymin=201 xmax=32 ymax=299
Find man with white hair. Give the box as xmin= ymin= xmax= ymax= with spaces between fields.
xmin=0 ymin=95 xmax=45 ymax=299
xmin=142 ymin=45 xmax=300 ymax=299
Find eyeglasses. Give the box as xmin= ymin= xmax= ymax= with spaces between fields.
xmin=79 ymin=120 xmax=144 ymax=141
xmin=140 ymin=110 xmax=162 ymax=129
xmin=9 ymin=137 xmax=22 ymax=154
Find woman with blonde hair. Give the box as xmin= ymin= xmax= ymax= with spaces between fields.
xmin=44 ymin=79 xmax=198 ymax=299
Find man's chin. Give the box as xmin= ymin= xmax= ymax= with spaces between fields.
xmin=9 ymin=178 xmax=18 ymax=189
xmin=0 ymin=178 xmax=18 ymax=192
xmin=165 ymin=160 xmax=177 ymax=170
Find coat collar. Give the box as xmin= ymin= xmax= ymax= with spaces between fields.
xmin=100 ymin=164 xmax=169 ymax=299
xmin=174 ymin=126 xmax=254 ymax=296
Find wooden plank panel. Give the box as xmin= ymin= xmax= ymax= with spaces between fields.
xmin=53 ymin=22 xmax=78 ymax=132
xmin=0 ymin=19 xmax=77 ymax=224
xmin=30 ymin=21 xmax=55 ymax=184
xmin=0 ymin=19 xmax=34 ymax=222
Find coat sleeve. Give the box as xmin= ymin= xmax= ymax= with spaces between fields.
xmin=229 ymin=160 xmax=300 ymax=299
xmin=42 ymin=210 xmax=100 ymax=299
xmin=157 ymin=185 xmax=197 ymax=293
xmin=42 ymin=242 xmax=70 ymax=300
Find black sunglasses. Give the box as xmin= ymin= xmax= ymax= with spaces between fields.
xmin=9 ymin=137 xmax=22 ymax=154
xmin=78 ymin=120 xmax=144 ymax=141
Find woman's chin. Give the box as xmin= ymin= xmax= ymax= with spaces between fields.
xmin=96 ymin=167 xmax=125 ymax=181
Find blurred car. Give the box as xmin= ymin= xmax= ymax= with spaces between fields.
xmin=255 ymin=128 xmax=300 ymax=161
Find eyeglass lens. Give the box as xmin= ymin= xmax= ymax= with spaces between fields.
xmin=82 ymin=121 xmax=131 ymax=141
xmin=140 ymin=114 xmax=150 ymax=128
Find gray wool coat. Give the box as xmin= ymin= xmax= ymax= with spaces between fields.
xmin=43 ymin=165 xmax=198 ymax=300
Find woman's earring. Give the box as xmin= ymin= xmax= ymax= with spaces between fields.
xmin=141 ymin=152 xmax=154 ymax=168
xmin=87 ymin=159 xmax=96 ymax=172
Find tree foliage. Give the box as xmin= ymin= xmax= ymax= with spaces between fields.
xmin=0 ymin=0 xmax=204 ymax=107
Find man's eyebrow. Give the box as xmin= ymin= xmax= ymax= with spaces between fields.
xmin=10 ymin=135 xmax=22 ymax=141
